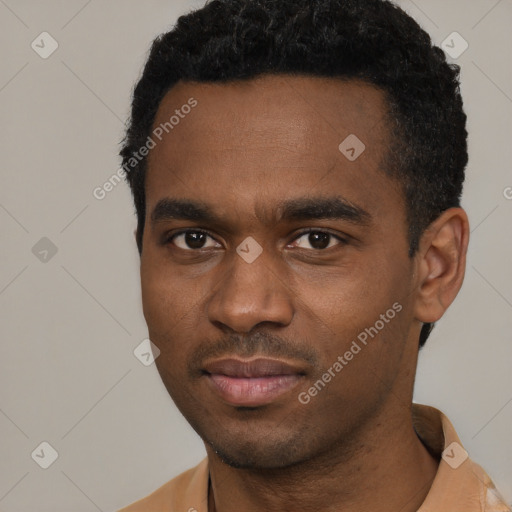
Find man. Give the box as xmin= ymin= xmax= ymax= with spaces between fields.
xmin=117 ymin=0 xmax=510 ymax=510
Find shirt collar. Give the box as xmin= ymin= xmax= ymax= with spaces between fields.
xmin=413 ymin=403 xmax=508 ymax=511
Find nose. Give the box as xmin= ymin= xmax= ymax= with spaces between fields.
xmin=206 ymin=247 xmax=295 ymax=333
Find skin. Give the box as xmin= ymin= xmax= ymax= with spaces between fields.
xmin=139 ymin=75 xmax=469 ymax=512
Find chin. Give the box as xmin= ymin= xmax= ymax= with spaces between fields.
xmin=204 ymin=431 xmax=315 ymax=470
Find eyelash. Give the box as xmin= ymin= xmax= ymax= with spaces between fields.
xmin=163 ymin=228 xmax=348 ymax=251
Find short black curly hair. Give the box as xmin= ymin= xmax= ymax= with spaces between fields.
xmin=120 ymin=0 xmax=467 ymax=347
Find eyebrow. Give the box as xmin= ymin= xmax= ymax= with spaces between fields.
xmin=278 ymin=197 xmax=371 ymax=225
xmin=150 ymin=196 xmax=371 ymax=227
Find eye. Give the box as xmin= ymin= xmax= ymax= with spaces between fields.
xmin=167 ymin=230 xmax=221 ymax=250
xmin=290 ymin=230 xmax=347 ymax=251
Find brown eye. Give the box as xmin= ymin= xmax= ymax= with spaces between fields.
xmin=169 ymin=230 xmax=221 ymax=250
xmin=291 ymin=230 xmax=346 ymax=250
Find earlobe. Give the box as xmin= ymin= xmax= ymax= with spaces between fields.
xmin=414 ymin=208 xmax=469 ymax=323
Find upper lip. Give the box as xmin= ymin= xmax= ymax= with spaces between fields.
xmin=202 ymin=357 xmax=305 ymax=378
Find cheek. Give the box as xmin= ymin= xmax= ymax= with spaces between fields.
xmin=140 ymin=252 xmax=218 ymax=379
xmin=304 ymin=254 xmax=410 ymax=356
xmin=140 ymin=255 xmax=196 ymax=340
xmin=141 ymin=273 xmax=191 ymax=378
xmin=301 ymin=275 xmax=409 ymax=418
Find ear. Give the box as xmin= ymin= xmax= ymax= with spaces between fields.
xmin=414 ymin=208 xmax=469 ymax=323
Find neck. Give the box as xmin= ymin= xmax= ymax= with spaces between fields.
xmin=206 ymin=403 xmax=438 ymax=512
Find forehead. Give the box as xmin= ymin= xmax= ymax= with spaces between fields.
xmin=145 ymin=74 xmax=402 ymax=225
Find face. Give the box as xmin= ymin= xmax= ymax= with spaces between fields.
xmin=140 ymin=75 xmax=418 ymax=469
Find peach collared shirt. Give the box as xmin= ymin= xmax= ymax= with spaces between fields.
xmin=117 ymin=404 xmax=510 ymax=511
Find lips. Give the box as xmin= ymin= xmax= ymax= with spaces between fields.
xmin=202 ymin=357 xmax=305 ymax=407
xmin=203 ymin=358 xmax=303 ymax=378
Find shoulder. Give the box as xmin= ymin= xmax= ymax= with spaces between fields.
xmin=473 ymin=461 xmax=511 ymax=512
xmin=117 ymin=458 xmax=209 ymax=512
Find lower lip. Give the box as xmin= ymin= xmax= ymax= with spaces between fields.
xmin=206 ymin=374 xmax=302 ymax=407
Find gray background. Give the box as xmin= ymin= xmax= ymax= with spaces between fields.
xmin=1 ymin=0 xmax=511 ymax=510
